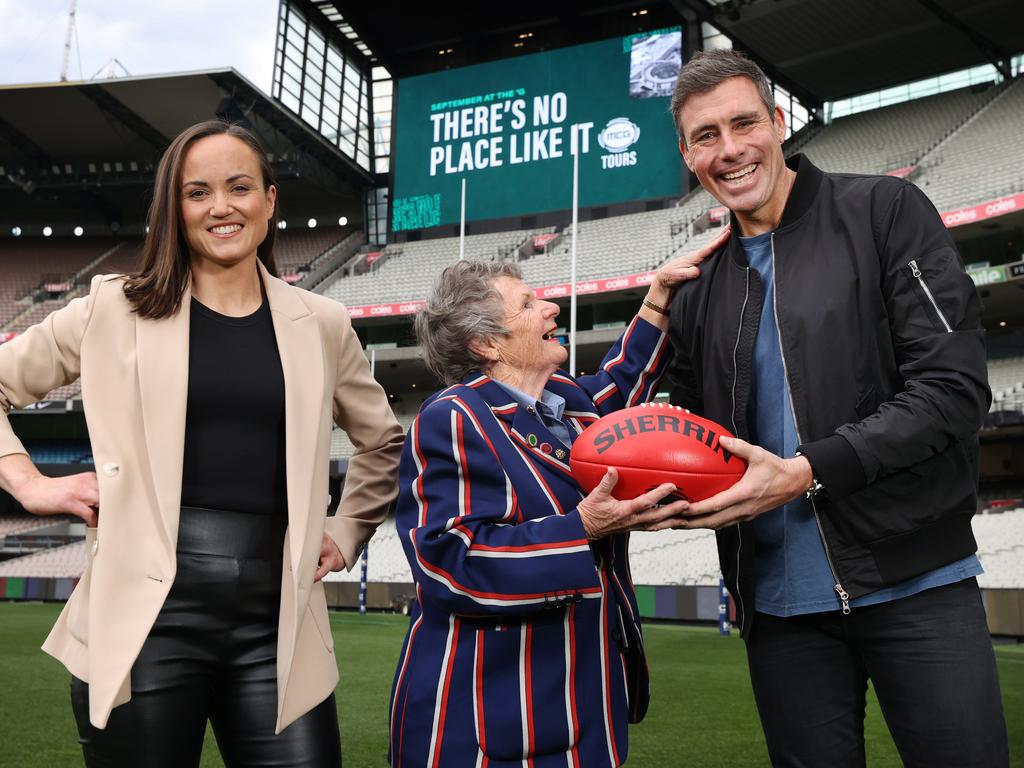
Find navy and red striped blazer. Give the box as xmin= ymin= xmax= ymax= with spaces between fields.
xmin=389 ymin=317 xmax=669 ymax=768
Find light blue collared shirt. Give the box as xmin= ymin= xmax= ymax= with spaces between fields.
xmin=493 ymin=381 xmax=573 ymax=448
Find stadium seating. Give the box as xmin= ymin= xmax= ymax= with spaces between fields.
xmin=0 ymin=238 xmax=118 ymax=329
xmin=914 ymin=77 xmax=1024 ymax=211
xmin=274 ymin=228 xmax=350 ymax=277
xmin=325 ymin=517 xmax=412 ymax=583
xmin=330 ymin=412 xmax=416 ymax=459
xmin=77 ymin=240 xmax=143 ymax=284
xmin=323 ymin=228 xmax=556 ymax=306
xmin=0 ymin=512 xmax=68 ymax=538
xmin=627 ymin=528 xmax=722 ymax=586
xmin=623 ymin=507 xmax=1024 ymax=589
xmin=74 ymin=229 xmax=350 ymax=285
xmin=989 ymin=355 xmax=1024 ymax=414
xmin=520 ymin=200 xmax=714 ymax=288
xmin=973 ymin=507 xmax=1024 ymax=589
xmin=989 ymin=355 xmax=1024 ymax=394
xmin=6 ymin=300 xmax=70 ymax=334
xmin=322 ymin=196 xmax=733 ymax=308
xmin=802 ymin=84 xmax=996 ymax=176
xmin=0 ymin=540 xmax=87 ymax=578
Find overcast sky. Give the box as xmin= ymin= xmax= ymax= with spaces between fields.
xmin=0 ymin=0 xmax=279 ymax=94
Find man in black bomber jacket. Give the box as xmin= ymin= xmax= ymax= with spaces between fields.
xmin=662 ymin=50 xmax=1008 ymax=767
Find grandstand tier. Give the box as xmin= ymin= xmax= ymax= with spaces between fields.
xmin=0 ymin=239 xmax=117 ymax=328
xmin=802 ymin=84 xmax=997 ymax=177
xmin=916 ymin=78 xmax=1024 ymax=211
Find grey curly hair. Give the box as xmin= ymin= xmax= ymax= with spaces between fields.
xmin=416 ymin=260 xmax=522 ymax=385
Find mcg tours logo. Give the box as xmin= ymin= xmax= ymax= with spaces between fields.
xmin=597 ymin=117 xmax=640 ymax=169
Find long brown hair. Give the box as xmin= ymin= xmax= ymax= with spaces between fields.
xmin=122 ymin=120 xmax=280 ymax=319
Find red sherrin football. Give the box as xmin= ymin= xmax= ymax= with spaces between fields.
xmin=570 ymin=402 xmax=747 ymax=502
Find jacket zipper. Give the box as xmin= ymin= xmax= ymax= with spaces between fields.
xmin=908 ymin=260 xmax=953 ymax=333
xmin=729 ymin=267 xmax=751 ymax=631
xmin=770 ymin=235 xmax=851 ymax=615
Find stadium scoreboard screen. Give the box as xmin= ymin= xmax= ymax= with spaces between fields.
xmin=391 ymin=29 xmax=684 ymax=232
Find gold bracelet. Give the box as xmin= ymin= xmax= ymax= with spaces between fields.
xmin=642 ymin=298 xmax=670 ymax=316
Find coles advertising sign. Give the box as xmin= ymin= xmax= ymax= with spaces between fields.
xmin=346 ymin=300 xmax=427 ymax=319
xmin=532 ymin=233 xmax=559 ymax=249
xmin=345 ymin=272 xmax=656 ymax=318
xmin=942 ymin=192 xmax=1023 ymax=228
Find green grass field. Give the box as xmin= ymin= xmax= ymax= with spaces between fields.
xmin=1 ymin=603 xmax=1020 ymax=766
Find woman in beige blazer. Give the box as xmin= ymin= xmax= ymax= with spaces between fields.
xmin=0 ymin=120 xmax=404 ymax=766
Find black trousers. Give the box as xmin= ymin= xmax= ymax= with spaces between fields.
xmin=744 ymin=578 xmax=1008 ymax=768
xmin=71 ymin=507 xmax=341 ymax=768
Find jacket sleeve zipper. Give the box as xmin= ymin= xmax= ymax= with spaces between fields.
xmin=770 ymin=235 xmax=851 ymax=615
xmin=908 ymin=260 xmax=953 ymax=333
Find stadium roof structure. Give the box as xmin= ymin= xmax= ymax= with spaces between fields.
xmin=0 ymin=69 xmax=367 ymax=234
xmin=327 ymin=0 xmax=1024 ymax=107
xmin=679 ymin=0 xmax=1024 ymax=103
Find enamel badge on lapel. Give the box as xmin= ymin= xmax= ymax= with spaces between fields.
xmin=527 ymin=434 xmax=538 ymax=447
xmin=540 ymin=442 xmax=552 ymax=454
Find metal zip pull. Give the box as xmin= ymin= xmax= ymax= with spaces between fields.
xmin=908 ymin=260 xmax=953 ymax=332
xmin=834 ymin=583 xmax=851 ymax=615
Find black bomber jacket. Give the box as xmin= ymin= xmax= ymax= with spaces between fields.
xmin=667 ymin=154 xmax=991 ymax=635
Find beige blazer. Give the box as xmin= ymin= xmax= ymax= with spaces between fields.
xmin=0 ymin=263 xmax=404 ymax=731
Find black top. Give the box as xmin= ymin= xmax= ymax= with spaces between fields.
xmin=180 ymin=297 xmax=287 ymax=515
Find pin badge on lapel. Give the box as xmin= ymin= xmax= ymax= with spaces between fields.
xmin=554 ymin=448 xmax=567 ymax=460
xmin=540 ymin=442 xmax=552 ymax=454
xmin=527 ymin=434 xmax=538 ymax=447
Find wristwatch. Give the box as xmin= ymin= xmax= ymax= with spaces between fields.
xmin=795 ymin=451 xmax=826 ymax=501
xmin=805 ymin=475 xmax=826 ymax=501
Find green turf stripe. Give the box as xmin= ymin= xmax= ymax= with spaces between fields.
xmin=635 ymin=584 xmax=655 ymax=617
xmin=4 ymin=577 xmax=25 ymax=599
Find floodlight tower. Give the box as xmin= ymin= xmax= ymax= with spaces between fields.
xmin=60 ymin=0 xmax=77 ymax=82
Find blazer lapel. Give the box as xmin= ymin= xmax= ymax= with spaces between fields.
xmin=261 ymin=263 xmax=324 ymax=574
xmin=507 ymin=407 xmax=573 ymax=475
xmin=464 ymin=375 xmax=580 ymax=514
xmin=135 ymin=293 xmax=191 ymax=558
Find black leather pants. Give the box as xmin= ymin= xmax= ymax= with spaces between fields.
xmin=71 ymin=507 xmax=342 ymax=767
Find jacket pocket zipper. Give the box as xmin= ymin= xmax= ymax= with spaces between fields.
xmin=908 ymin=260 xmax=952 ymax=333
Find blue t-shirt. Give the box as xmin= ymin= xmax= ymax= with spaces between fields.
xmin=740 ymin=231 xmax=981 ymax=616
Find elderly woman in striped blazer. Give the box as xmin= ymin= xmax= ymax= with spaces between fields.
xmin=388 ymin=230 xmax=729 ymax=768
